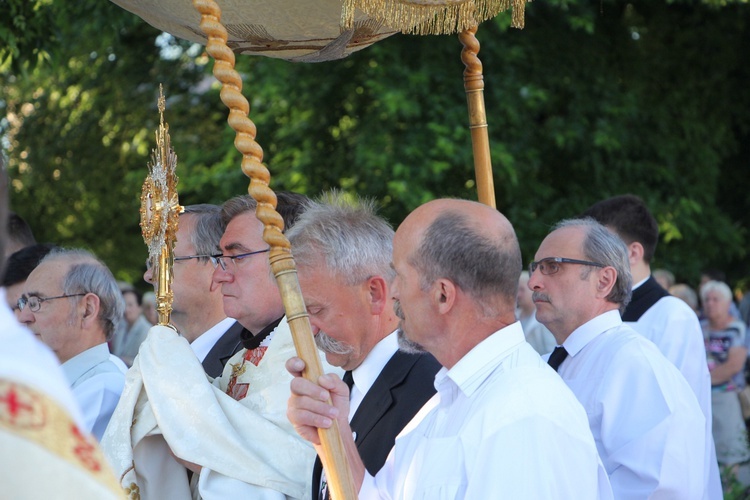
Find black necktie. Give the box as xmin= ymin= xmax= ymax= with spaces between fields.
xmin=548 ymin=346 xmax=568 ymax=372
xmin=342 ymin=370 xmax=354 ymax=391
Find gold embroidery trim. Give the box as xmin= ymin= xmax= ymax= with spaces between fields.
xmin=0 ymin=380 xmax=123 ymax=495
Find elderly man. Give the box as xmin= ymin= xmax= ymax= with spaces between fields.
xmin=529 ymin=217 xmax=710 ymax=498
xmin=18 ymin=248 xmax=126 ymax=441
xmin=581 ymin=195 xmax=721 ymax=498
xmin=287 ymin=198 xmax=611 ymax=499
xmin=143 ymin=204 xmax=243 ymax=377
xmin=103 ymin=193 xmax=339 ymax=500
xmin=286 ymin=193 xmax=441 ymax=499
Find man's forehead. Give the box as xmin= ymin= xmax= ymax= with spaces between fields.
xmin=220 ymin=212 xmax=263 ymax=248
xmin=536 ymin=226 xmax=584 ymax=258
xmin=175 ymin=225 xmax=196 ymax=252
xmin=25 ymin=261 xmax=65 ymax=292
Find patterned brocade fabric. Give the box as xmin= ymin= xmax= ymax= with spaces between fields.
xmin=0 ymin=379 xmax=123 ymax=497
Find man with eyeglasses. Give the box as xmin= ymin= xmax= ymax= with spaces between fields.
xmin=18 ymin=248 xmax=126 ymax=441
xmin=529 ymin=217 xmax=710 ymax=498
xmin=143 ymin=204 xmax=243 ymax=377
xmin=103 ymin=192 xmax=341 ymax=500
xmin=581 ymin=194 xmax=721 ymax=498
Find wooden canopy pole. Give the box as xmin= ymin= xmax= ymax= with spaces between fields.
xmin=460 ymin=26 xmax=496 ymax=208
xmin=191 ymin=1 xmax=358 ymax=499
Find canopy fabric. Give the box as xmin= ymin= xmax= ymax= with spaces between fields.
xmin=110 ymin=0 xmax=398 ymax=62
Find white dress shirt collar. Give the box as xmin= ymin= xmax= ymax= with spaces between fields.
xmin=61 ymin=343 xmax=110 ymax=385
xmin=562 ymin=309 xmax=622 ymax=358
xmin=349 ymin=330 xmax=399 ymax=416
xmin=439 ymin=321 xmax=525 ymax=399
xmin=189 ymin=317 xmax=236 ymax=363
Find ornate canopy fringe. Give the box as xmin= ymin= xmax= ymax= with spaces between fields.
xmin=342 ymin=0 xmax=527 ymax=35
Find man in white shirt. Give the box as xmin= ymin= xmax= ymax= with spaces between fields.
xmin=143 ymin=204 xmax=242 ymax=377
xmin=17 ymin=248 xmax=125 ymax=441
xmin=582 ymin=194 xmax=721 ymax=498
xmin=286 ymin=193 xmax=440 ymax=499
xmin=529 ymin=217 xmax=710 ymax=499
xmin=286 ymin=198 xmax=612 ymax=499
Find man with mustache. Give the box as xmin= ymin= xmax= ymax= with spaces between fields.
xmin=286 ymin=199 xmax=612 ymax=499
xmin=286 ymin=192 xmax=440 ymax=500
xmin=529 ymin=217 xmax=710 ymax=498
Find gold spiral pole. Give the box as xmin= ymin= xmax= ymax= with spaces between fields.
xmin=191 ymin=1 xmax=357 ymax=499
xmin=459 ymin=26 xmax=496 ymax=208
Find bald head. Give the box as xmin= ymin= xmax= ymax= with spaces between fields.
xmin=396 ymin=199 xmax=522 ymax=314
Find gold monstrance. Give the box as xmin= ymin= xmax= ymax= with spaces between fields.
xmin=139 ymin=85 xmax=183 ymax=326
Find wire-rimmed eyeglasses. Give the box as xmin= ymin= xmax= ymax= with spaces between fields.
xmin=145 ymin=254 xmax=213 ymax=270
xmin=529 ymin=257 xmax=606 ymax=276
xmin=18 ymin=293 xmax=86 ymax=312
xmin=210 ymin=249 xmax=270 ymax=272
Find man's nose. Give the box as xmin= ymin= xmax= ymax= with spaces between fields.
xmin=212 ymin=265 xmax=232 ymax=285
xmin=143 ymin=267 xmax=153 ymax=285
xmin=17 ymin=307 xmax=34 ymax=325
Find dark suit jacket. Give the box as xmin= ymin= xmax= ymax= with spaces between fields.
xmin=311 ymin=350 xmax=441 ymax=499
xmin=201 ymin=320 xmax=244 ymax=378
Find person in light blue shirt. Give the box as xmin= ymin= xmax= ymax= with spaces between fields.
xmin=17 ymin=248 xmax=125 ymax=440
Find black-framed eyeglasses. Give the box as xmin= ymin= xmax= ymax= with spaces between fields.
xmin=529 ymin=257 xmax=606 ymax=276
xmin=210 ymin=249 xmax=270 ymax=272
xmin=18 ymin=293 xmax=87 ymax=312
xmin=174 ymin=254 xmax=214 ymax=263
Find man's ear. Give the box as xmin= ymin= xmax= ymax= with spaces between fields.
xmin=628 ymin=241 xmax=644 ymax=266
xmin=595 ymin=267 xmax=618 ymax=299
xmin=367 ymin=275 xmax=388 ymax=315
xmin=433 ymin=278 xmax=456 ymax=314
xmin=80 ymin=293 xmax=101 ymax=329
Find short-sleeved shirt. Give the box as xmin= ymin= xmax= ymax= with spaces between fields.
xmin=702 ymin=319 xmax=746 ymax=392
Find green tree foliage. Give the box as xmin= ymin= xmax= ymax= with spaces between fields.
xmin=1 ymin=0 xmax=749 ymax=289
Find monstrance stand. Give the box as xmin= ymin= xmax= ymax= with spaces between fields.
xmin=140 ymin=85 xmax=183 ymax=326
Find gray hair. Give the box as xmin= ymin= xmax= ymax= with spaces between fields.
xmin=182 ymin=204 xmax=224 ymax=259
xmin=553 ymin=218 xmax=632 ymax=311
xmin=41 ymin=248 xmax=125 ymax=341
xmin=411 ymin=211 xmax=522 ymax=315
xmin=700 ymin=280 xmax=733 ymax=303
xmin=220 ymin=194 xmax=257 ymax=226
xmin=287 ymin=192 xmax=394 ymax=286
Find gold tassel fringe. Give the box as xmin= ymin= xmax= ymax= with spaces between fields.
xmin=343 ymin=0 xmax=526 ymax=35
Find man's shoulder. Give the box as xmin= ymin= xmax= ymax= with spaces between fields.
xmin=644 ymin=295 xmax=701 ymax=323
xmin=380 ymin=351 xmax=441 ymax=389
xmin=600 ymin=325 xmax=693 ymax=387
xmin=77 ymin=358 xmax=126 ymax=386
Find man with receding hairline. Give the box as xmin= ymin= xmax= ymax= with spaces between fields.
xmin=19 ymin=249 xmax=126 ymax=441
xmin=582 ymin=195 xmax=721 ymax=498
xmin=287 ymin=198 xmax=611 ymax=499
xmin=143 ymin=204 xmax=243 ymax=377
xmin=529 ymin=217 xmax=710 ymax=498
